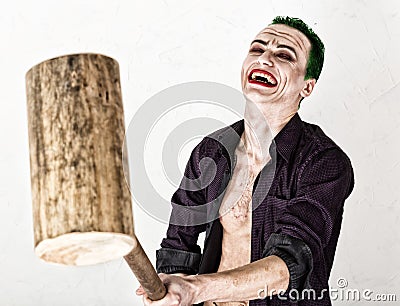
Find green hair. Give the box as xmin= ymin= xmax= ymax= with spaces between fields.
xmin=271 ymin=16 xmax=325 ymax=81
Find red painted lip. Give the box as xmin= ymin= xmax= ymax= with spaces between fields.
xmin=248 ymin=69 xmax=278 ymax=88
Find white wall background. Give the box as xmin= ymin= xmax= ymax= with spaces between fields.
xmin=1 ymin=0 xmax=399 ymax=305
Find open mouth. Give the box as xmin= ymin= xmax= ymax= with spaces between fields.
xmin=248 ymin=69 xmax=277 ymax=87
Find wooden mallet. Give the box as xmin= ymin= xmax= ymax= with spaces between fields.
xmin=26 ymin=53 xmax=166 ymax=300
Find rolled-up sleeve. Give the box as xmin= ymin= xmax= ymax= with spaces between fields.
xmin=156 ymin=248 xmax=202 ymax=274
xmin=262 ymin=233 xmax=313 ymax=293
xmin=262 ymin=148 xmax=354 ymax=297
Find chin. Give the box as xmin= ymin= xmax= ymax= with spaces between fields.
xmin=243 ymin=88 xmax=274 ymax=105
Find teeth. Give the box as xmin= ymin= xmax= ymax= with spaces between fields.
xmin=251 ymin=71 xmax=276 ymax=85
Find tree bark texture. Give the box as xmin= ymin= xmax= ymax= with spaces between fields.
xmin=26 ymin=53 xmax=135 ymax=265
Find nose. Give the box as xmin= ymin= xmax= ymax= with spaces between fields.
xmin=257 ymin=50 xmax=274 ymax=67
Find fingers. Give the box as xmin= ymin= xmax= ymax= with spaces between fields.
xmin=143 ymin=293 xmax=179 ymax=306
xmin=136 ymin=285 xmax=145 ymax=296
xmin=137 ymin=286 xmax=169 ymax=305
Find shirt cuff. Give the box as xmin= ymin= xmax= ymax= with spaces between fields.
xmin=262 ymin=233 xmax=313 ymax=300
xmin=156 ymin=247 xmax=202 ymax=275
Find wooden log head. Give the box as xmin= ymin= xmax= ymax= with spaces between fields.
xmin=26 ymin=53 xmax=136 ymax=266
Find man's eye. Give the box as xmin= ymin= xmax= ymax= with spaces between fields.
xmin=249 ymin=48 xmax=263 ymax=54
xmin=276 ymin=53 xmax=293 ymax=61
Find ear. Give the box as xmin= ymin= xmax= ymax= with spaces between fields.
xmin=300 ymin=78 xmax=316 ymax=98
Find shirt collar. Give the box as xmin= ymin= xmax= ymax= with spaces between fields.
xmin=214 ymin=112 xmax=304 ymax=164
xmin=273 ymin=112 xmax=304 ymax=162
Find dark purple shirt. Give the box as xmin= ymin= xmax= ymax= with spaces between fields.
xmin=156 ymin=113 xmax=354 ymax=305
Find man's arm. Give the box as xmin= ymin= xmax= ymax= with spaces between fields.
xmin=192 ymin=254 xmax=289 ymax=303
xmin=138 ymin=255 xmax=289 ymax=305
xmin=155 ymin=138 xmax=210 ymax=275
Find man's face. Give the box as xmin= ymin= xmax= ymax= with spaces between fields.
xmin=241 ymin=24 xmax=314 ymax=105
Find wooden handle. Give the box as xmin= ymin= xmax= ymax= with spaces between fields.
xmin=124 ymin=237 xmax=167 ymax=301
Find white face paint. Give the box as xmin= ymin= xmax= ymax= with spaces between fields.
xmin=241 ymin=24 xmax=316 ymax=107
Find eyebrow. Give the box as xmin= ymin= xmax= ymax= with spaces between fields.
xmin=277 ymin=44 xmax=297 ymax=57
xmin=250 ymin=39 xmax=297 ymax=57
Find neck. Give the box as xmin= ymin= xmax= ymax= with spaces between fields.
xmin=241 ymin=99 xmax=297 ymax=165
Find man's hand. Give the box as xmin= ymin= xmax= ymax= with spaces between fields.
xmin=136 ymin=273 xmax=197 ymax=306
xmin=136 ymin=256 xmax=289 ymax=305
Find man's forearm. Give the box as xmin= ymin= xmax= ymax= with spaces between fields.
xmin=189 ymin=255 xmax=289 ymax=304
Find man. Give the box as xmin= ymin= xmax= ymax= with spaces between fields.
xmin=136 ymin=16 xmax=354 ymax=305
